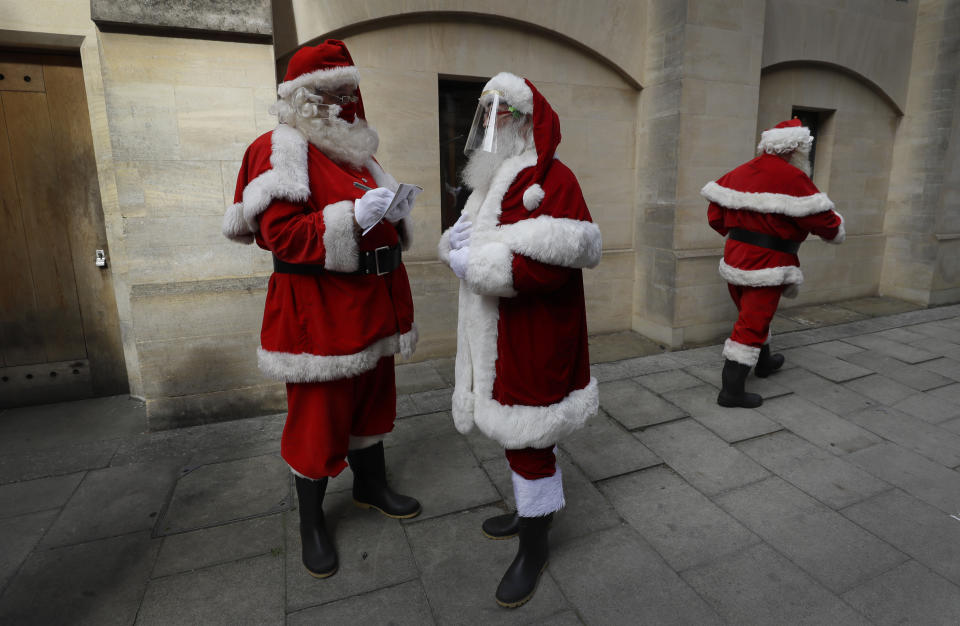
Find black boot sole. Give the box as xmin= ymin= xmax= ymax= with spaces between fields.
xmin=717 ymin=393 xmax=763 ymax=408
xmin=305 ymin=564 xmax=338 ymax=579
xmin=353 ymin=499 xmax=421 ymax=519
xmin=482 ymin=528 xmax=519 ymax=540
xmin=495 ymin=562 xmax=547 ymax=608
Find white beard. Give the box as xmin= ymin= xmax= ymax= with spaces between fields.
xmin=293 ymin=114 xmax=379 ymax=169
xmin=462 ymin=120 xmax=533 ymax=192
xmin=786 ymin=147 xmax=812 ymax=177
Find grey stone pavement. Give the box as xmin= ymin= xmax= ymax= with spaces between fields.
xmin=4 ymin=297 xmax=960 ymax=624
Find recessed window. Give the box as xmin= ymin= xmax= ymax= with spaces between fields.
xmin=438 ymin=76 xmax=487 ymax=232
xmin=791 ymin=107 xmax=833 ymax=177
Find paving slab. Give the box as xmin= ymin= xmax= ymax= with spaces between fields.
xmin=755 ymin=395 xmax=880 ymax=455
xmin=663 ymin=384 xmax=782 ymax=443
xmin=667 ymin=345 xmax=723 ymax=367
xmin=599 ymin=379 xmax=687 ymax=430
xmin=589 ymin=360 xmax=636 ymax=382
xmin=152 ymin=513 xmax=283 ymax=578
xmin=394 ymin=361 xmax=448 ymax=395
xmin=286 ymin=579 xmax=435 ymax=625
xmin=634 ymin=369 xmax=703 ymax=394
xmin=589 ymin=330 xmax=664 ymax=363
xmin=0 ymin=395 xmax=145 ymax=453
xmin=41 ymin=460 xmax=182 ymax=548
xmin=600 ymin=466 xmax=759 ymax=572
xmin=0 ymin=531 xmax=159 ymax=626
xmin=528 ymin=610 xmax=584 ymax=625
xmin=807 ymin=340 xmax=866 ymax=357
xmin=159 ymin=454 xmax=290 ymax=535
xmin=406 ymin=505 xmax=568 ymax=624
xmin=386 ymin=432 xmax=499 ymax=521
xmin=0 ymin=472 xmax=83 ymax=520
xmin=396 ymin=393 xmax=418 ymax=418
xmin=481 ymin=453 xmax=621 ymax=545
xmin=770 ymin=314 xmax=808 ymax=333
xmin=779 ymin=346 xmax=873 ymax=382
xmin=842 ymin=559 xmax=960 ymax=626
xmin=636 ymin=419 xmax=769 ymax=496
xmin=560 ymin=413 xmax=661 ymax=480
xmin=905 ymin=321 xmax=960 ymax=343
xmin=781 ymin=303 xmax=868 ymax=327
xmin=845 ymin=405 xmax=960 ymax=466
xmin=836 ymin=297 xmax=923 ymax=317
xmin=715 ymin=477 xmax=906 ymax=594
xmin=842 ymin=489 xmax=960 ymax=586
xmin=841 ymin=350 xmax=953 ymax=391
xmin=943 ymin=416 xmax=960 ymax=435
xmin=431 ymin=357 xmax=456 ymax=387
xmin=773 ymin=368 xmax=876 ymax=415
xmin=843 ymin=373 xmax=918 ymax=406
xmin=735 ymin=431 xmax=889 ymax=509
xmin=137 ymin=553 xmax=284 ymax=625
xmin=680 ymin=542 xmax=871 ymax=625
xmin=387 ymin=410 xmax=457 ymax=447
xmin=406 ymin=388 xmax=454 ymax=415
xmin=0 ymin=439 xmax=117 ymax=485
xmin=917 ymin=356 xmax=960 ymax=381
xmin=464 ymin=426 xmax=505 ymax=462
xmin=284 ymin=492 xmax=419 ymax=612
xmin=846 ymin=443 xmax=960 ymax=515
xmin=615 ymin=353 xmax=685 ymax=377
xmin=683 ymin=363 xmax=794 ymax=398
xmin=550 ymin=525 xmax=723 ymax=625
xmin=927 ymin=382 xmax=960 ymax=405
xmin=843 ymin=333 xmax=940 ymax=364
xmin=0 ymin=509 xmax=58 ymax=593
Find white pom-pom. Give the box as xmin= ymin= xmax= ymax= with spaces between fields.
xmin=523 ymin=184 xmax=544 ymax=211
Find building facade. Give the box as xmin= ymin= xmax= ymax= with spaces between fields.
xmin=1 ymin=0 xmax=957 ymax=428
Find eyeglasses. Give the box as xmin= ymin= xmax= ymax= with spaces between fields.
xmin=321 ymin=92 xmax=359 ymax=105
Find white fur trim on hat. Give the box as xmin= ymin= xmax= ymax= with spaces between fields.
xmin=465 ymin=241 xmax=517 ymax=297
xmin=512 ymin=467 xmax=565 ymax=517
xmin=277 ymin=65 xmax=359 ymax=99
xmin=701 ymin=181 xmax=834 ymax=217
xmin=718 ymin=258 xmax=804 ymax=288
xmin=723 ymin=339 xmax=761 ymax=367
xmin=482 ymin=72 xmax=533 ymax=115
xmin=757 ymin=126 xmax=813 ymax=155
xmin=321 ymin=200 xmax=360 ymax=272
xmin=523 ymin=184 xmax=544 ymax=210
xmin=258 ymin=325 xmax=417 ymax=383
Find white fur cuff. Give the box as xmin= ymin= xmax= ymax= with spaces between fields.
xmin=452 ymin=388 xmax=475 ymax=435
xmin=497 ymin=216 xmax=602 ymax=269
xmin=222 ymin=202 xmax=254 ymax=244
xmin=322 ymin=200 xmax=360 ymax=272
xmin=399 ymin=325 xmax=418 ymax=360
xmin=824 ymin=214 xmax=845 ymax=245
xmin=438 ymin=227 xmax=453 ymax=265
xmin=465 ymin=242 xmax=517 ymax=297
xmin=512 ymin=468 xmax=565 ymax=517
xmin=723 ymin=339 xmax=761 ymax=366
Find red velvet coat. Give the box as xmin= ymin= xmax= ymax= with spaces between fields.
xmin=439 ymin=75 xmax=601 ymax=450
xmin=222 ymin=125 xmax=416 ymax=382
xmin=702 ymin=152 xmax=844 ymax=297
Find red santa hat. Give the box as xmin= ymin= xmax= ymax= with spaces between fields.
xmin=278 ymin=39 xmax=366 ymax=120
xmin=480 ymin=72 xmax=561 ymax=211
xmin=757 ymin=118 xmax=813 ymax=155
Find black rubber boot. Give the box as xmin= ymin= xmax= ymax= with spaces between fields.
xmin=294 ymin=476 xmax=338 ymax=578
xmin=717 ymin=359 xmax=763 ymax=408
xmin=495 ymin=514 xmax=552 ymax=608
xmin=754 ymin=344 xmax=785 ymax=378
xmin=482 ymin=512 xmax=520 ymax=540
xmin=348 ymin=442 xmax=421 ymax=519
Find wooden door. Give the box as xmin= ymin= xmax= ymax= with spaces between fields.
xmin=0 ymin=53 xmax=127 ymax=408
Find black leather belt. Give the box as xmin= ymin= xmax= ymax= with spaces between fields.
xmin=728 ymin=228 xmax=801 ymax=255
xmin=273 ymin=245 xmax=402 ymax=277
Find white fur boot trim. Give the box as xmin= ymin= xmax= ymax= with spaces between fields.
xmin=723 ymin=339 xmax=761 ymax=367
xmin=512 ymin=467 xmax=565 ymax=517
xmin=348 ymin=433 xmax=387 ymax=450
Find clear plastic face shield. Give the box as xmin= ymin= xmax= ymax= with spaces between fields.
xmin=291 ymin=85 xmax=360 ymax=120
xmin=464 ymin=90 xmax=524 ymax=155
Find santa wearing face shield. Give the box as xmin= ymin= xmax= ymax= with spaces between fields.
xmin=439 ymin=72 xmax=602 ymax=608
xmin=222 ymin=40 xmax=420 ymax=580
xmin=702 ymin=118 xmax=844 ymax=408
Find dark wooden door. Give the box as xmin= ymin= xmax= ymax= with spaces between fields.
xmin=0 ymin=53 xmax=127 ymax=408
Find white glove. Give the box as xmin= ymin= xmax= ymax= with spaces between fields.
xmin=449 ymin=246 xmax=470 ymax=280
xmin=385 ymin=195 xmax=413 ymax=223
xmin=449 ymin=214 xmax=473 ymax=250
xmin=354 ymin=187 xmax=396 ymax=230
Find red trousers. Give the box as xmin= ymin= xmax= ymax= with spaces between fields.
xmin=282 ymin=356 xmax=396 ymax=479
xmin=505 ymin=446 xmax=556 ymax=480
xmin=726 ymin=284 xmax=784 ymax=365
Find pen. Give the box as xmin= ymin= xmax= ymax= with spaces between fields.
xmin=353 ymin=181 xmax=373 ymax=191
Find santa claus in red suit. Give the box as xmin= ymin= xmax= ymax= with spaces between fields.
xmin=438 ymin=72 xmax=601 ymax=608
xmin=702 ymin=118 xmax=844 ymax=408
xmin=221 ymin=40 xmax=421 ymax=579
